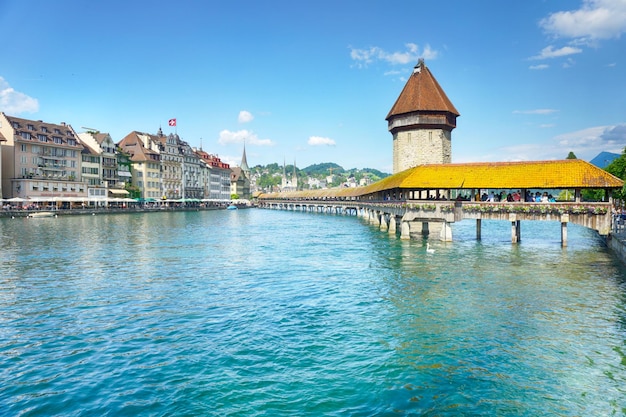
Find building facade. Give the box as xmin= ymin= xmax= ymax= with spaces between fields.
xmin=195 ymin=149 xmax=232 ymax=200
xmin=117 ymin=131 xmax=162 ymax=200
xmin=0 ymin=113 xmax=87 ymax=199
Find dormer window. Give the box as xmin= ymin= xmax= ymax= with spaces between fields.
xmin=42 ymin=126 xmax=48 ymax=133
xmin=27 ymin=124 xmax=35 ymax=131
xmin=54 ymin=128 xmax=61 ymax=134
xmin=66 ymin=131 xmax=73 ymax=137
xmin=54 ymin=137 xmax=62 ymax=144
xmin=37 ymin=134 xmax=47 ymax=141
xmin=20 ymin=132 xmax=31 ymax=140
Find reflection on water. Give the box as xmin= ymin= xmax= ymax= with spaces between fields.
xmin=0 ymin=211 xmax=625 ymax=416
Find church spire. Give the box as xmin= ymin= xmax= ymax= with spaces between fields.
xmin=240 ymin=142 xmax=249 ymax=173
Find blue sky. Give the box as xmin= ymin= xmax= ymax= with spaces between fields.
xmin=1 ymin=0 xmax=625 ymax=172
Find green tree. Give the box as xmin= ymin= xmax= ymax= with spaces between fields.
xmin=581 ymin=147 xmax=626 ymax=202
xmin=566 ymin=151 xmax=577 ymax=159
xmin=257 ymin=173 xmax=281 ymax=190
xmin=604 ymin=146 xmax=626 ymax=202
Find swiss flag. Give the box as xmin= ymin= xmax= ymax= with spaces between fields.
xmin=168 ymin=118 xmax=176 ymax=127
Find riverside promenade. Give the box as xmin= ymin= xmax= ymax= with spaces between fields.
xmin=0 ymin=202 xmax=231 ymax=218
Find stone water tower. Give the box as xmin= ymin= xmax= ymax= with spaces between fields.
xmin=386 ymin=59 xmax=459 ymax=174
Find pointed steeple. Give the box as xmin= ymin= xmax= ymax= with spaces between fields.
xmin=240 ymin=142 xmax=249 ymax=173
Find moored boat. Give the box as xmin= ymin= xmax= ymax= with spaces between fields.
xmin=27 ymin=212 xmax=57 ymax=218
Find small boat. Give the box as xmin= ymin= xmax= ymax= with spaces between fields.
xmin=227 ymin=205 xmax=238 ymax=210
xmin=27 ymin=211 xmax=57 ymax=218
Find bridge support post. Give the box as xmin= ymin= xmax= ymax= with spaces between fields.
xmin=369 ymin=210 xmax=380 ymax=226
xmin=561 ymin=214 xmax=569 ymax=247
xmin=400 ymin=221 xmax=411 ymax=240
xmin=439 ymin=221 xmax=452 ymax=242
xmin=476 ymin=219 xmax=482 ymax=240
xmin=389 ymin=215 xmax=397 ymax=235
xmin=380 ymin=214 xmax=388 ymax=231
xmin=509 ymin=214 xmax=521 ymax=243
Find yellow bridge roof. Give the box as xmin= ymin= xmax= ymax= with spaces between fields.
xmin=384 ymin=159 xmax=623 ymax=190
xmin=259 ymin=159 xmax=623 ymax=200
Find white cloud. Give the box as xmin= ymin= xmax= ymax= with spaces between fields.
xmin=512 ymin=109 xmax=558 ymax=115
xmin=0 ymin=77 xmax=39 ymax=114
xmin=349 ymin=43 xmax=438 ymax=68
xmin=529 ymin=45 xmax=582 ymax=60
xmin=529 ymin=64 xmax=550 ymax=70
xmin=308 ymin=136 xmax=336 ymax=146
xmin=552 ymin=124 xmax=626 ymax=157
xmin=238 ymin=110 xmax=254 ymax=123
xmin=540 ymin=0 xmax=626 ymax=40
xmin=218 ymin=129 xmax=274 ymax=146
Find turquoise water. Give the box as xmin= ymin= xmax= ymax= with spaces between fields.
xmin=1 ymin=209 xmax=625 ymax=416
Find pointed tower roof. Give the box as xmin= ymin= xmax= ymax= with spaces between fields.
xmin=386 ymin=59 xmax=459 ymax=120
xmin=240 ymin=143 xmax=250 ymax=172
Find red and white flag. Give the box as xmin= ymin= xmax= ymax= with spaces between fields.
xmin=168 ymin=118 xmax=177 ymax=127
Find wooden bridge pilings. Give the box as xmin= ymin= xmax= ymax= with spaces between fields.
xmin=258 ymin=200 xmax=615 ymax=247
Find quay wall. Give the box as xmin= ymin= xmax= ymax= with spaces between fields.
xmin=0 ymin=205 xmax=226 ymax=218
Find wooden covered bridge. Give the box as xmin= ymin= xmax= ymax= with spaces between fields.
xmin=258 ymin=159 xmax=624 ymax=246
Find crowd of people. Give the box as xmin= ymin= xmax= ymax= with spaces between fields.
xmin=455 ymin=190 xmax=557 ymax=203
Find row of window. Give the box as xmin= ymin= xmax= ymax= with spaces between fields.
xmin=27 ymin=182 xmax=85 ymax=193
xmin=82 ymin=167 xmax=99 ymax=175
xmin=21 ymin=144 xmax=79 ymax=158
xmin=19 ymin=131 xmax=77 ymax=145
xmin=20 ymin=122 xmax=72 ymax=137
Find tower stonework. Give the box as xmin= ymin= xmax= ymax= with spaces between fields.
xmin=386 ymin=60 xmax=459 ymax=174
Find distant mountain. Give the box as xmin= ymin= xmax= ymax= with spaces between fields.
xmin=590 ymin=152 xmax=620 ymax=168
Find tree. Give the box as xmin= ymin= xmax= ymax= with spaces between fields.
xmin=566 ymin=151 xmax=577 ymax=159
xmin=257 ymin=173 xmax=281 ymax=190
xmin=604 ymin=146 xmax=626 ymax=202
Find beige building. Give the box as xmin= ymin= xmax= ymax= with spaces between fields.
xmin=0 ymin=113 xmax=87 ymax=199
xmin=78 ymin=131 xmax=121 ymax=193
xmin=386 ymin=59 xmax=460 ymax=174
xmin=230 ymin=146 xmax=251 ymax=199
xmin=118 ymin=131 xmax=162 ymax=200
xmin=156 ymin=131 xmax=183 ymax=199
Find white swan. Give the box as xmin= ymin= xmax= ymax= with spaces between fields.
xmin=426 ymin=242 xmax=435 ymax=254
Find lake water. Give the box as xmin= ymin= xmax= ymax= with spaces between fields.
xmin=1 ymin=209 xmax=625 ymax=416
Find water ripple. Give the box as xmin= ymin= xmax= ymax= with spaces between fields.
xmin=0 ymin=211 xmax=625 ymax=416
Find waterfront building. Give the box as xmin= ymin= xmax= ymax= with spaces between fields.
xmin=386 ymin=59 xmax=459 ymax=173
xmin=0 ymin=113 xmax=87 ymax=199
xmin=0 ymin=131 xmax=5 ymax=198
xmin=230 ymin=167 xmax=250 ymax=199
xmin=117 ymin=131 xmax=162 ymax=200
xmin=157 ymin=131 xmax=183 ymax=200
xmin=195 ymin=149 xmax=231 ymax=200
xmin=79 ymin=138 xmax=107 ymax=203
xmin=78 ymin=130 xmax=122 ymax=197
xmin=180 ymin=140 xmax=204 ymax=199
xmin=115 ymin=149 xmax=133 ymax=195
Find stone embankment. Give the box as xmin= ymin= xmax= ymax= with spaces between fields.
xmin=608 ymin=218 xmax=626 ymax=265
xmin=0 ymin=205 xmax=227 ymax=218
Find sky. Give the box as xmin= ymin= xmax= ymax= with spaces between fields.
xmin=1 ymin=0 xmax=625 ymax=172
